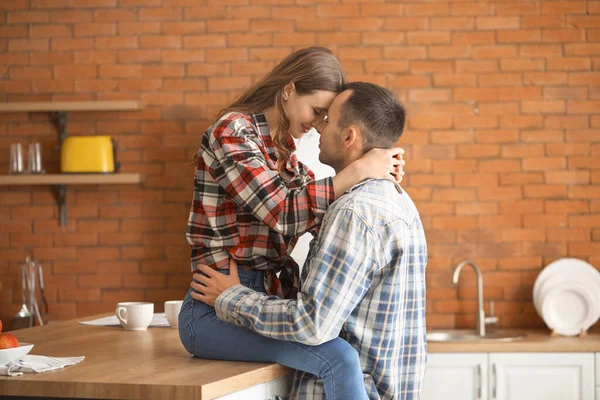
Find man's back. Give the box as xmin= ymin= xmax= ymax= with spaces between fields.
xmin=294 ymin=179 xmax=427 ymax=400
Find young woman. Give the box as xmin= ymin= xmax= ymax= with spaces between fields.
xmin=179 ymin=47 xmax=405 ymax=400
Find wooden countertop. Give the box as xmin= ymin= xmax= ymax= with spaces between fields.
xmin=0 ymin=314 xmax=291 ymax=400
xmin=428 ymin=329 xmax=600 ymax=353
xmin=1 ymin=318 xmax=599 ymax=400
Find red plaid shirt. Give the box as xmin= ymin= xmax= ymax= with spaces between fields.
xmin=186 ymin=112 xmax=334 ymax=298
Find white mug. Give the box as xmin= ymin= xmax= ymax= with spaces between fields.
xmin=115 ymin=302 xmax=154 ymax=331
xmin=164 ymin=300 xmax=183 ymax=329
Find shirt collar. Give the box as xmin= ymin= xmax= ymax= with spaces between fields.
xmin=346 ymin=179 xmax=403 ymax=194
xmin=251 ymin=112 xmax=299 ymax=174
xmin=251 ymin=112 xmax=296 ymax=153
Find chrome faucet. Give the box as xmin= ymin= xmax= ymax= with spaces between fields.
xmin=453 ymin=259 xmax=497 ymax=337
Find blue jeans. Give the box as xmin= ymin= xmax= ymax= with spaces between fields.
xmin=178 ymin=268 xmax=368 ymax=400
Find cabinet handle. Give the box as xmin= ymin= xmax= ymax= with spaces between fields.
xmin=476 ymin=364 xmax=482 ymax=399
xmin=491 ymin=363 xmax=497 ymax=399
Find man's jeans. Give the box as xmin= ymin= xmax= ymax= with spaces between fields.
xmin=178 ymin=268 xmax=368 ymax=400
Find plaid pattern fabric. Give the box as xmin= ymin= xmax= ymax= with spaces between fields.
xmin=186 ymin=111 xmax=334 ymax=298
xmin=215 ymin=180 xmax=428 ymax=400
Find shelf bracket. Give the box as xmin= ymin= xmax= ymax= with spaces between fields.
xmin=52 ymin=111 xmax=67 ymax=225
xmin=55 ymin=184 xmax=67 ymax=226
xmin=52 ymin=111 xmax=67 ymax=144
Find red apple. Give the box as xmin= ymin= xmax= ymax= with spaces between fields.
xmin=0 ymin=332 xmax=19 ymax=349
xmin=0 ymin=319 xmax=3 ymax=333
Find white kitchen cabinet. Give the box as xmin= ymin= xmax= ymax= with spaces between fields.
xmin=214 ymin=376 xmax=291 ymax=400
xmin=423 ymin=352 xmax=595 ymax=400
xmin=489 ymin=353 xmax=594 ymax=400
xmin=266 ymin=376 xmax=292 ymax=398
xmin=214 ymin=382 xmax=266 ymax=400
xmin=422 ymin=353 xmax=488 ymax=400
xmin=595 ymin=353 xmax=599 ymax=383
xmin=595 ymin=353 xmax=599 ymax=400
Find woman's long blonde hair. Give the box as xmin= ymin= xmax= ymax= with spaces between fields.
xmin=220 ymin=46 xmax=346 ymax=176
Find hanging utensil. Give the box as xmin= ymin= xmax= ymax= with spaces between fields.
xmin=37 ymin=260 xmax=49 ymax=320
xmin=12 ymin=264 xmax=33 ymax=330
xmin=26 ymin=255 xmax=44 ymax=327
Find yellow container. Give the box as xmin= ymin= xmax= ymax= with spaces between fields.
xmin=60 ymin=136 xmax=117 ymax=173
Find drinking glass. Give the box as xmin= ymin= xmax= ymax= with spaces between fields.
xmin=28 ymin=142 xmax=44 ymax=174
xmin=9 ymin=143 xmax=24 ymax=174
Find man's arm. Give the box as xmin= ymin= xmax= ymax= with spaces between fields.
xmin=214 ymin=207 xmax=378 ymax=345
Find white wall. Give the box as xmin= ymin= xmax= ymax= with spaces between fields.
xmin=289 ymin=129 xmax=335 ymax=269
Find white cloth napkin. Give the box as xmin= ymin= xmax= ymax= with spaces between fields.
xmin=0 ymin=355 xmax=85 ymax=377
xmin=78 ymin=313 xmax=170 ymax=327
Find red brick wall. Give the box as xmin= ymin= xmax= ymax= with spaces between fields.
xmin=1 ymin=0 xmax=599 ymax=331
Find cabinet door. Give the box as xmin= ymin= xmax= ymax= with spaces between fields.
xmin=214 ymin=382 xmax=267 ymax=400
xmin=266 ymin=376 xmax=292 ymax=399
xmin=595 ymin=353 xmax=599 ymax=385
xmin=596 ymin=352 xmax=599 ymax=400
xmin=489 ymin=353 xmax=594 ymax=400
xmin=421 ymin=353 xmax=488 ymax=400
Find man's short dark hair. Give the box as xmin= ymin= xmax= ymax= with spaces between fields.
xmin=338 ymin=82 xmax=406 ymax=153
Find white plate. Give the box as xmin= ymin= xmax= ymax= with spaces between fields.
xmin=539 ymin=278 xmax=599 ymax=323
xmin=0 ymin=343 xmax=34 ymax=365
xmin=533 ymin=258 xmax=600 ymax=317
xmin=541 ymin=281 xmax=598 ymax=336
xmin=537 ymin=272 xmax=600 ymax=319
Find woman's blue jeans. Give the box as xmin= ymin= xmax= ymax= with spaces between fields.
xmin=178 ymin=268 xmax=368 ymax=400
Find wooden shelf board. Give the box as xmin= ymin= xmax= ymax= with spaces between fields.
xmin=0 ymin=101 xmax=141 ymax=113
xmin=0 ymin=173 xmax=141 ymax=185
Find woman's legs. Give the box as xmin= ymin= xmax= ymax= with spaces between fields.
xmin=178 ymin=270 xmax=368 ymax=400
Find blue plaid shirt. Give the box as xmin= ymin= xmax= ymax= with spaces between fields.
xmin=216 ymin=179 xmax=428 ymax=399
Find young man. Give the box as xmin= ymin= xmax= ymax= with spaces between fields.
xmin=193 ymin=82 xmax=428 ymax=400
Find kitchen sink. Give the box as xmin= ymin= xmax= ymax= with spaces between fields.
xmin=427 ymin=329 xmax=527 ymax=343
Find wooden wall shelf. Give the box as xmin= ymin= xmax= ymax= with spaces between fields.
xmin=1 ymin=101 xmax=143 ymax=225
xmin=0 ymin=173 xmax=141 ymax=186
xmin=0 ymin=101 xmax=141 ymax=113
xmin=0 ymin=173 xmax=142 ymax=226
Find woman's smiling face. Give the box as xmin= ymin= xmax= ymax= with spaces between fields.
xmin=282 ymin=85 xmax=337 ymax=140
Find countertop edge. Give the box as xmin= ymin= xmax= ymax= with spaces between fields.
xmin=427 ymin=329 xmax=600 ymax=353
xmin=1 ymin=314 xmax=294 ymax=400
xmin=201 ymin=365 xmax=292 ymax=399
